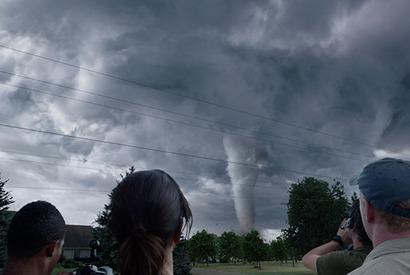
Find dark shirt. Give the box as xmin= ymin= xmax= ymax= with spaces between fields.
xmin=316 ymin=246 xmax=372 ymax=275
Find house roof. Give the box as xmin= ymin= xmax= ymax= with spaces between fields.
xmin=64 ymin=225 xmax=93 ymax=248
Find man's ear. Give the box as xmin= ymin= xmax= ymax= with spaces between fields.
xmin=46 ymin=241 xmax=59 ymax=257
xmin=351 ymin=222 xmax=358 ymax=232
xmin=364 ymin=198 xmax=375 ymax=223
xmin=172 ymin=220 xmax=183 ymax=245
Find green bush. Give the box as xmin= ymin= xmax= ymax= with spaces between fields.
xmin=61 ymin=260 xmax=81 ymax=268
xmin=173 ymin=238 xmax=191 ymax=275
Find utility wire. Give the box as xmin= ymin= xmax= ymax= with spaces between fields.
xmin=0 ymin=148 xmax=236 ymax=182
xmin=4 ymin=184 xmax=349 ymax=201
xmin=0 ymin=148 xmax=122 ymax=166
xmin=0 ymin=123 xmax=260 ymax=168
xmin=4 ymin=184 xmax=261 ymax=199
xmin=0 ymin=70 xmax=219 ymax=126
xmin=1 ymin=148 xmax=342 ymax=186
xmin=0 ymin=80 xmax=374 ymax=162
xmin=0 ymin=150 xmax=296 ymax=189
xmin=0 ymin=156 xmax=121 ymax=173
xmin=0 ymin=122 xmax=349 ymax=181
xmin=0 ymin=44 xmax=381 ymax=149
xmin=0 ymin=153 xmax=322 ymax=189
xmin=6 ymin=185 xmax=111 ymax=193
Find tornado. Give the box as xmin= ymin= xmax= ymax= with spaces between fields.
xmin=223 ymin=135 xmax=265 ymax=235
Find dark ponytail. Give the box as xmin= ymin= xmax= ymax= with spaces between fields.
xmin=110 ymin=170 xmax=192 ymax=275
xmin=119 ymin=227 xmax=166 ymax=274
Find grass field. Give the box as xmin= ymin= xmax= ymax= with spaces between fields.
xmin=192 ymin=261 xmax=314 ymax=274
xmin=52 ymin=261 xmax=314 ymax=275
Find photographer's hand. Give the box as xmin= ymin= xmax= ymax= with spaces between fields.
xmin=337 ymin=218 xmax=353 ymax=246
xmin=302 ymin=218 xmax=352 ymax=273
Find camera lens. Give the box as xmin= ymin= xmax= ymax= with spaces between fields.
xmin=89 ymin=239 xmax=100 ymax=248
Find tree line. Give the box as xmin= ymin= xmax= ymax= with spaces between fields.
xmin=0 ymin=174 xmax=14 ymax=268
xmin=0 ymin=167 xmax=351 ymax=273
xmin=188 ymin=229 xmax=290 ymax=270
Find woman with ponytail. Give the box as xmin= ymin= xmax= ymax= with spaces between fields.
xmin=110 ymin=169 xmax=193 ymax=275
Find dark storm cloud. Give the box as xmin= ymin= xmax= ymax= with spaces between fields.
xmin=380 ymin=101 xmax=410 ymax=152
xmin=1 ymin=0 xmax=410 ymax=235
xmin=7 ymin=89 xmax=35 ymax=113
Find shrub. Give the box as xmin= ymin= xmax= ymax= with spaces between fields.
xmin=61 ymin=259 xmax=81 ymax=268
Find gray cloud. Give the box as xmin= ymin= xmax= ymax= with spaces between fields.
xmin=1 ymin=0 xmax=409 ymax=238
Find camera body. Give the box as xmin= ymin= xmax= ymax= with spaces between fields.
xmin=74 ymin=265 xmax=113 ymax=275
xmin=73 ymin=240 xmax=114 ymax=275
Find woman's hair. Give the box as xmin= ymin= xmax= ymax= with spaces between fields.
xmin=110 ymin=169 xmax=192 ymax=275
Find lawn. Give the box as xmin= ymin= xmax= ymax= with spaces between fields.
xmin=52 ymin=261 xmax=314 ymax=275
xmin=51 ymin=265 xmax=75 ymax=275
xmin=191 ymin=261 xmax=314 ymax=275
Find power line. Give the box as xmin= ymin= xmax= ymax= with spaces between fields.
xmin=0 ymin=44 xmax=381 ymax=149
xmin=0 ymin=70 xmax=219 ymax=126
xmin=0 ymin=156 xmax=122 ymax=173
xmin=4 ymin=185 xmax=350 ymax=202
xmin=1 ymin=149 xmax=343 ymax=187
xmin=4 ymin=185 xmax=269 ymax=199
xmin=6 ymin=185 xmax=111 ymax=193
xmin=0 ymin=154 xmax=348 ymax=198
xmin=0 ymin=148 xmax=236 ymax=182
xmin=0 ymin=153 xmax=309 ymax=190
xmin=0 ymin=123 xmax=349 ymax=181
xmin=0 ymin=149 xmax=227 ymax=183
xmin=0 ymin=148 xmax=121 ymax=166
xmin=0 ymin=149 xmax=328 ymax=191
xmin=0 ymin=122 xmax=240 ymax=164
xmin=0 ymin=80 xmax=374 ymax=163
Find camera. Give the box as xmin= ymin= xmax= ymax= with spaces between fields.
xmin=74 ymin=265 xmax=113 ymax=275
xmin=73 ymin=240 xmax=114 ymax=275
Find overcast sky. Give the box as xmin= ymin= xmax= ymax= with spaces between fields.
xmin=1 ymin=0 xmax=410 ymax=241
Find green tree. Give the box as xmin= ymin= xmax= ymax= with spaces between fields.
xmin=188 ymin=230 xmax=217 ymax=267
xmin=262 ymin=242 xmax=270 ymax=261
xmin=173 ymin=236 xmax=191 ymax=275
xmin=286 ymin=177 xmax=349 ymax=258
xmin=93 ymin=195 xmax=119 ymax=269
xmin=281 ymin=227 xmax=298 ymax=267
xmin=93 ymin=167 xmax=135 ymax=270
xmin=218 ymin=231 xmax=242 ymax=263
xmin=0 ymin=173 xmax=14 ymax=267
xmin=270 ymin=236 xmax=289 ymax=263
xmin=187 ymin=238 xmax=199 ymax=266
xmin=243 ymin=230 xmax=265 ymax=270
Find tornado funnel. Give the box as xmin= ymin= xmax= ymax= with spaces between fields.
xmin=223 ymin=135 xmax=264 ymax=234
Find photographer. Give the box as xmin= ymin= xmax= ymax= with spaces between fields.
xmin=302 ymin=200 xmax=372 ymax=275
xmin=73 ymin=240 xmax=113 ymax=275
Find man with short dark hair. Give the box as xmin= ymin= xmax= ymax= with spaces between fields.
xmin=302 ymin=200 xmax=372 ymax=274
xmin=348 ymin=158 xmax=410 ymax=274
xmin=3 ymin=200 xmax=66 ymax=275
